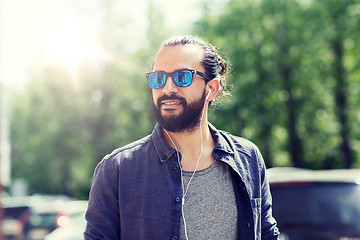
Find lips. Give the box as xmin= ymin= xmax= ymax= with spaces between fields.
xmin=161 ymin=100 xmax=182 ymax=111
xmin=157 ymin=94 xmax=186 ymax=110
xmin=162 ymin=101 xmax=182 ymax=106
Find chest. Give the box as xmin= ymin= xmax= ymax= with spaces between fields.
xmin=180 ymin=160 xmax=238 ymax=239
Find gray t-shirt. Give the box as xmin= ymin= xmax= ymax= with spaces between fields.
xmin=180 ymin=160 xmax=238 ymax=240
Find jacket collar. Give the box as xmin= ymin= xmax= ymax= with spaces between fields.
xmin=152 ymin=124 xmax=177 ymax=163
xmin=209 ymin=123 xmax=234 ymax=155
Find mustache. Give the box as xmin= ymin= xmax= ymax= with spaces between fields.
xmin=157 ymin=94 xmax=186 ymax=104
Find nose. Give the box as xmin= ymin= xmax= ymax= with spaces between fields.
xmin=162 ymin=76 xmax=178 ymax=95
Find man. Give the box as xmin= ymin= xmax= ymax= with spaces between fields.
xmin=84 ymin=35 xmax=280 ymax=240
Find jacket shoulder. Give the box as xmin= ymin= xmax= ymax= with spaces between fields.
xmin=102 ymin=134 xmax=153 ymax=164
xmin=219 ymin=130 xmax=261 ymax=160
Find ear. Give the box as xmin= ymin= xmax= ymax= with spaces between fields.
xmin=206 ymin=78 xmax=220 ymax=101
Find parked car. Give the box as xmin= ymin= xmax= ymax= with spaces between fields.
xmin=1 ymin=197 xmax=32 ymax=240
xmin=44 ymin=200 xmax=88 ymax=240
xmin=267 ymin=167 xmax=360 ymax=240
xmin=26 ymin=195 xmax=73 ymax=240
xmin=1 ymin=195 xmax=75 ymax=240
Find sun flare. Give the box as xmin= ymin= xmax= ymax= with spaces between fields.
xmin=41 ymin=18 xmax=106 ymax=71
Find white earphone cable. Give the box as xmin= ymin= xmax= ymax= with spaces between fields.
xmin=164 ymin=91 xmax=209 ymax=240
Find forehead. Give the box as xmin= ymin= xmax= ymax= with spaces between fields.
xmin=153 ymin=44 xmax=204 ymax=72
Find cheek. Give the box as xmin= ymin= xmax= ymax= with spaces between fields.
xmin=152 ymin=90 xmax=160 ymax=105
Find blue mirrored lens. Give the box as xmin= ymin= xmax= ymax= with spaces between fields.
xmin=174 ymin=70 xmax=192 ymax=87
xmin=149 ymin=72 xmax=166 ymax=88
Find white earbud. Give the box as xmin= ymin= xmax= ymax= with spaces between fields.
xmin=206 ymin=90 xmax=212 ymax=100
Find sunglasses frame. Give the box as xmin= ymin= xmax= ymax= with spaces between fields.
xmin=145 ymin=69 xmax=210 ymax=89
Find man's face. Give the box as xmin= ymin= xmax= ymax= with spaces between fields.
xmin=152 ymin=88 xmax=206 ymax=132
xmin=151 ymin=45 xmax=207 ymax=133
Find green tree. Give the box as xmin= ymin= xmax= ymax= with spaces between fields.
xmin=9 ymin=1 xmax=172 ymax=198
xmin=304 ymin=0 xmax=359 ymax=168
xmin=194 ymin=0 xmax=360 ymax=169
xmin=10 ymin=65 xmax=93 ymax=198
xmin=195 ymin=0 xmax=300 ymax=167
xmin=326 ymin=0 xmax=355 ymax=168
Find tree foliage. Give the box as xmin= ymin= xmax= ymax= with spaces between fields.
xmin=8 ymin=0 xmax=360 ymax=197
xmin=194 ymin=0 xmax=360 ymax=169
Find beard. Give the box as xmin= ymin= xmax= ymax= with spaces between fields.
xmin=152 ymin=89 xmax=207 ymax=133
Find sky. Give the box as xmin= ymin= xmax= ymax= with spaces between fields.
xmin=0 ymin=0 xmax=225 ymax=90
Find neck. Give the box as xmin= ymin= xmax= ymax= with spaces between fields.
xmin=163 ymin=119 xmax=206 ymax=146
xmin=163 ymin=118 xmax=216 ymax=171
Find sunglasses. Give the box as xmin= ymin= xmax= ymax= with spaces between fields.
xmin=145 ymin=69 xmax=210 ymax=89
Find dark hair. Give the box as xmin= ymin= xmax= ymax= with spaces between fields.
xmin=159 ymin=35 xmax=231 ymax=99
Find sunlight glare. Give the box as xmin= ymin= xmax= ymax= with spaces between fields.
xmin=42 ymin=18 xmax=106 ymax=71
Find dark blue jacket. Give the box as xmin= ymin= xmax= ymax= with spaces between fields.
xmin=84 ymin=124 xmax=280 ymax=239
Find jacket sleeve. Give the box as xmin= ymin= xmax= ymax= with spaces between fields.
xmin=257 ymin=150 xmax=280 ymax=240
xmin=84 ymin=158 xmax=121 ymax=239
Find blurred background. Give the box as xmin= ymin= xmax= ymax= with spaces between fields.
xmin=0 ymin=0 xmax=359 ymax=239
